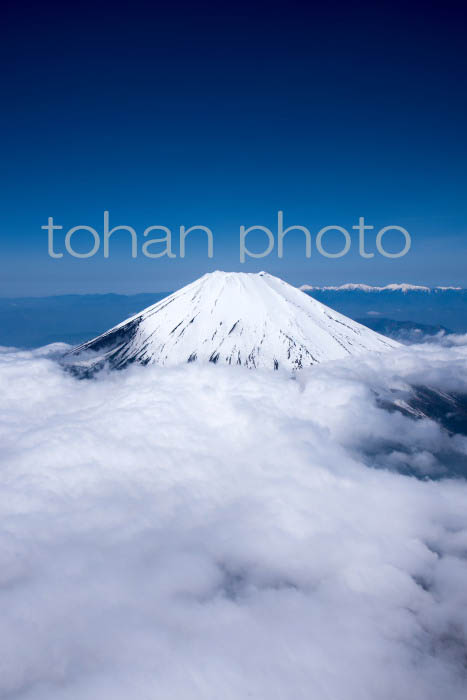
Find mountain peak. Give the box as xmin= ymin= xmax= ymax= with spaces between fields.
xmin=65 ymin=272 xmax=399 ymax=375
xmin=201 ymin=269 xmax=268 ymax=280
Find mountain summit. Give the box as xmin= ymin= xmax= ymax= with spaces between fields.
xmin=64 ymin=271 xmax=399 ymax=374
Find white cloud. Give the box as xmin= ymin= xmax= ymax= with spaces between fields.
xmin=1 ymin=344 xmax=467 ymax=699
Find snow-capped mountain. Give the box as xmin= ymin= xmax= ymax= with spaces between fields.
xmin=64 ymin=271 xmax=399 ymax=374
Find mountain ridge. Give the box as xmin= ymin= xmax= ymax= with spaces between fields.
xmin=300 ymin=283 xmax=463 ymax=293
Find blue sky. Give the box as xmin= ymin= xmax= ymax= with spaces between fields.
xmin=1 ymin=0 xmax=466 ymax=295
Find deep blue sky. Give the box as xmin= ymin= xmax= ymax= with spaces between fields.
xmin=1 ymin=0 xmax=466 ymax=295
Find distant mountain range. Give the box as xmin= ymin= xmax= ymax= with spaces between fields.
xmin=1 ymin=282 xmax=466 ymax=349
xmin=300 ymin=283 xmax=463 ymax=292
xmin=301 ymin=285 xmax=467 ymax=332
xmin=0 ymin=293 xmax=167 ymax=348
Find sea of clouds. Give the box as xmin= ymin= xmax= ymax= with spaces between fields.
xmin=1 ymin=338 xmax=467 ymax=700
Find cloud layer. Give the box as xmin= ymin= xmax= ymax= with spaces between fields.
xmin=1 ymin=341 xmax=467 ymax=699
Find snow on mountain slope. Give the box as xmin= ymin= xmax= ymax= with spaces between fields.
xmin=64 ymin=271 xmax=399 ymax=373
